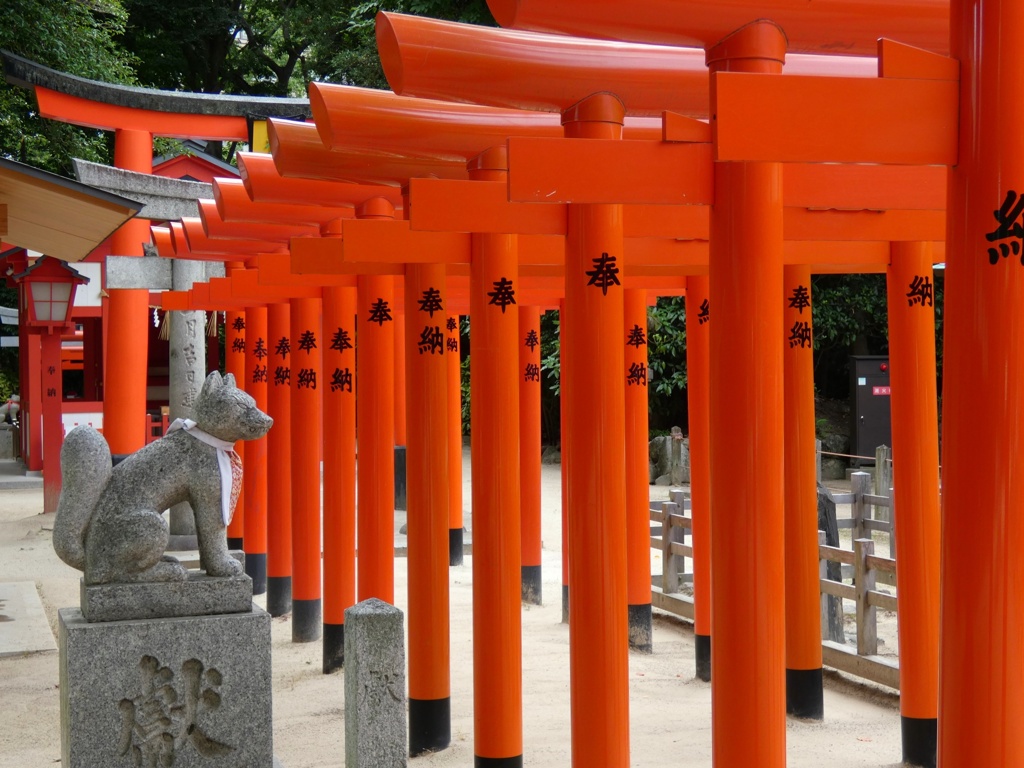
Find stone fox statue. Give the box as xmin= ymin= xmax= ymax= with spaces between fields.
xmin=54 ymin=372 xmax=272 ymax=585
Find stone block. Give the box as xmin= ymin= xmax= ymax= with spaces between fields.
xmin=106 ymin=255 xmax=173 ymax=290
xmin=344 ymin=598 xmax=406 ymax=768
xmin=821 ymin=457 xmax=848 ymax=481
xmin=80 ymin=570 xmax=253 ymax=622
xmin=59 ymin=605 xmax=273 ymax=768
xmin=649 ymin=429 xmax=690 ymax=485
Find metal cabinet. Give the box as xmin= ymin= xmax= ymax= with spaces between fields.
xmin=849 ymin=355 xmax=891 ymax=465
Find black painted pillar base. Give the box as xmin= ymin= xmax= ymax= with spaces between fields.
xmin=292 ymin=598 xmax=322 ymax=643
xmin=475 ymin=756 xmax=523 ymax=767
xmin=449 ymin=528 xmax=464 ymax=566
xmin=785 ymin=668 xmax=824 ymax=720
xmin=561 ymin=584 xmax=569 ymax=624
xmin=267 ymin=576 xmax=292 ymax=617
xmin=627 ymin=603 xmax=653 ymax=653
xmin=901 ymin=716 xmax=937 ymax=768
xmin=695 ymin=634 xmax=711 ymax=682
xmin=409 ymin=697 xmax=451 ymax=756
xmin=394 ymin=445 xmax=407 ymax=510
xmin=521 ymin=565 xmax=542 ymax=605
xmin=323 ymin=622 xmax=344 ymax=674
xmin=245 ymin=552 xmax=267 ymax=596
xmin=227 ymin=537 xmax=243 ymax=551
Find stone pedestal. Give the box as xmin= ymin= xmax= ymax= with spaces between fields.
xmin=80 ymin=571 xmax=253 ymax=622
xmin=59 ymin=606 xmax=273 ymax=768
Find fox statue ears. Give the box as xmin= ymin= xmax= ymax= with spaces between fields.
xmin=199 ymin=371 xmax=237 ymax=399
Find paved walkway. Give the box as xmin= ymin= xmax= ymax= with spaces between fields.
xmin=0 ymin=581 xmax=56 ymax=657
xmin=0 ymin=459 xmax=42 ymax=490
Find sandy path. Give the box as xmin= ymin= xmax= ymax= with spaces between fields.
xmin=0 ymin=458 xmax=905 ymax=767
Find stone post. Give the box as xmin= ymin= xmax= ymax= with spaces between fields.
xmin=168 ymin=258 xmax=207 ymax=544
xmin=344 ymin=598 xmax=407 ymax=767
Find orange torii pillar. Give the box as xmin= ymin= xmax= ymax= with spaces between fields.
xmin=39 ymin=324 xmax=63 ymax=514
xmin=322 ymin=285 xmax=357 ymax=673
xmin=624 ymin=289 xmax=652 ymax=652
xmin=940 ymin=0 xmax=1024 ymax=762
xmin=446 ymin=312 xmax=464 ymax=566
xmin=563 ymin=94 xmax=629 ymax=768
xmin=887 ymin=243 xmax=939 ymax=765
xmin=405 ymin=265 xmax=452 ymax=755
xmin=243 ymin=304 xmax=270 ymax=595
xmin=685 ymin=274 xmax=712 ymax=681
xmin=706 ymin=23 xmax=787 ymax=767
xmin=266 ymin=301 xmax=293 ymax=616
xmin=225 ymin=307 xmax=247 ymax=551
xmin=782 ymin=265 xmax=823 ymax=719
xmin=519 ymin=305 xmax=543 ymax=605
xmin=357 ymin=202 xmax=397 ymax=604
xmin=394 ymin=304 xmax=409 ymax=510
xmin=291 ymin=295 xmax=323 ymax=642
xmin=559 ymin=298 xmax=571 ymax=624
xmin=468 ymin=147 xmax=523 ymax=767
xmin=105 ymin=128 xmax=152 ymax=454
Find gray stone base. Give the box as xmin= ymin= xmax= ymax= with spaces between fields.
xmin=166 ymin=533 xmax=200 ymax=551
xmin=81 ymin=570 xmax=253 ymax=622
xmin=59 ymin=606 xmax=273 ymax=768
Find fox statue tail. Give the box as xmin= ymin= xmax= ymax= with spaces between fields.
xmin=53 ymin=426 xmax=111 ymax=571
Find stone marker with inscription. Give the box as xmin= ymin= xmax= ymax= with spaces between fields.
xmin=54 ymin=371 xmax=276 ymax=767
xmin=344 ymin=598 xmax=407 ymax=768
xmin=60 ymin=606 xmax=272 ymax=768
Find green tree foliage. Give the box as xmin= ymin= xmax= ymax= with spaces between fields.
xmin=806 ymin=272 xmax=944 ymax=399
xmin=646 ymin=296 xmax=687 ymax=430
xmin=0 ymin=0 xmax=139 ymax=174
xmin=121 ymin=1 xmax=492 ymax=96
xmin=123 ymin=0 xmax=337 ymax=96
xmin=810 ymin=274 xmax=889 ymax=397
xmin=306 ymin=0 xmax=492 ymax=89
xmin=0 ymin=1 xmax=495 ymax=171
xmin=536 ymin=309 xmax=562 ymax=442
xmin=537 ymin=299 xmax=689 ymax=441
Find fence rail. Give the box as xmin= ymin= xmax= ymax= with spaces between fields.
xmin=649 ymin=470 xmax=901 ymax=689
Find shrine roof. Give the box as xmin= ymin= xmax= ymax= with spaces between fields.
xmin=0 ymin=157 xmax=141 ymax=262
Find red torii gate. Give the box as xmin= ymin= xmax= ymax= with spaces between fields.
xmin=267 ymin=68 xmax=945 ymax=768
xmin=159 ymin=73 xmax=942 ymax=765
xmin=383 ymin=2 xmax=1005 ymax=767
xmin=370 ymin=23 xmax=947 ymax=768
xmin=243 ymin=102 xmax=702 ymax=762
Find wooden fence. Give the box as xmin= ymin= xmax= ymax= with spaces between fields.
xmin=649 ymin=489 xmax=695 ymax=621
xmin=649 ymin=471 xmax=902 ymax=689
